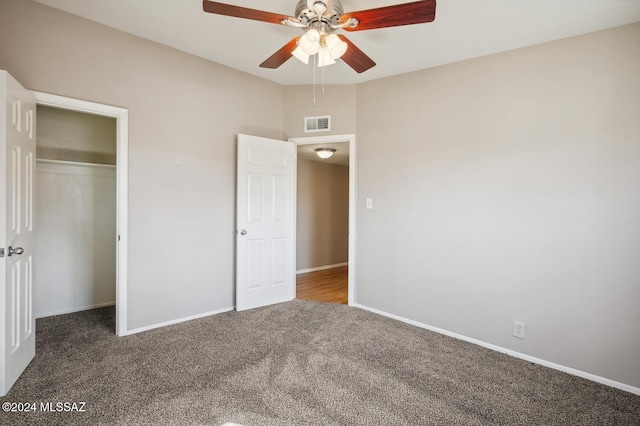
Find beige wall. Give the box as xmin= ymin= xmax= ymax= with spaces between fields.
xmin=0 ymin=0 xmax=284 ymax=330
xmin=37 ymin=105 xmax=117 ymax=164
xmin=296 ymin=158 xmax=349 ymax=270
xmin=355 ymin=23 xmax=640 ymax=388
xmin=284 ymin=84 xmax=356 ymax=138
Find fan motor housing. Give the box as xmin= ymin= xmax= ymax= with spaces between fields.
xmin=295 ymin=0 xmax=344 ymax=24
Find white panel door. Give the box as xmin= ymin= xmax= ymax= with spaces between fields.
xmin=236 ymin=134 xmax=294 ymax=311
xmin=0 ymin=71 xmax=36 ymax=396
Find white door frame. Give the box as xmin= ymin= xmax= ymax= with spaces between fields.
xmin=288 ymin=134 xmax=356 ymax=305
xmin=31 ymin=91 xmax=129 ymax=336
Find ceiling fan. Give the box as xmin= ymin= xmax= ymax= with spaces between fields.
xmin=202 ymin=0 xmax=436 ymax=73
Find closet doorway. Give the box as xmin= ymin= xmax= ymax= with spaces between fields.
xmin=32 ymin=92 xmax=129 ymax=336
xmin=35 ymin=105 xmax=116 ymax=326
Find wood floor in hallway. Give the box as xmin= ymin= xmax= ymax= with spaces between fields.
xmin=296 ymin=265 xmax=348 ymax=304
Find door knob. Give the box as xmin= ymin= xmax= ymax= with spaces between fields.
xmin=8 ymin=246 xmax=24 ymax=256
xmin=239 ymin=229 xmax=247 ymax=235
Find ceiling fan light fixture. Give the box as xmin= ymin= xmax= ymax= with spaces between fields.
xmin=204 ymin=0 xmax=437 ymax=74
xmin=300 ymin=29 xmax=321 ymax=55
xmin=292 ymin=45 xmax=310 ymax=64
xmin=324 ymin=33 xmax=347 ymax=59
xmin=315 ymin=147 xmax=336 ymax=159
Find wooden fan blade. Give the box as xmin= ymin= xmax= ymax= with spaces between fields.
xmin=203 ymin=1 xmax=289 ymax=25
xmin=340 ymin=0 xmax=436 ymax=32
xmin=337 ymin=35 xmax=376 ymax=73
xmin=260 ymin=37 xmax=300 ymax=69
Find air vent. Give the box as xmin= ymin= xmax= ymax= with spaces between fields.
xmin=304 ymin=115 xmax=331 ymax=133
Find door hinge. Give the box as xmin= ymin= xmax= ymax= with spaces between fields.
xmin=0 ymin=248 xmax=4 ymax=258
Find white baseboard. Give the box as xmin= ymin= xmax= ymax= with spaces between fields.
xmin=122 ymin=306 xmax=235 ymax=336
xmin=36 ymin=301 xmax=116 ymax=319
xmin=351 ymin=303 xmax=640 ymax=396
xmin=296 ymin=262 xmax=348 ymax=274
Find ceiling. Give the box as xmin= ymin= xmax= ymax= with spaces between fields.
xmin=33 ymin=0 xmax=640 ymax=85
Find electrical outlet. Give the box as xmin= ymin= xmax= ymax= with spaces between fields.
xmin=513 ymin=321 xmax=526 ymax=339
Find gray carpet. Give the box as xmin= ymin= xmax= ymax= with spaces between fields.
xmin=1 ymin=300 xmax=639 ymax=425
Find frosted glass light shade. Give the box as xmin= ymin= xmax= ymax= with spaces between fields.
xmin=325 ymin=34 xmax=347 ymax=59
xmin=292 ymin=46 xmax=310 ymax=64
xmin=315 ymin=148 xmax=336 ymax=159
xmin=300 ymin=29 xmax=320 ymax=55
xmin=317 ymin=46 xmax=336 ymax=67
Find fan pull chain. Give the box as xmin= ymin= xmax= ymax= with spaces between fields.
xmin=322 ymin=65 xmax=325 ymax=98
xmin=312 ymin=54 xmax=317 ymax=108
